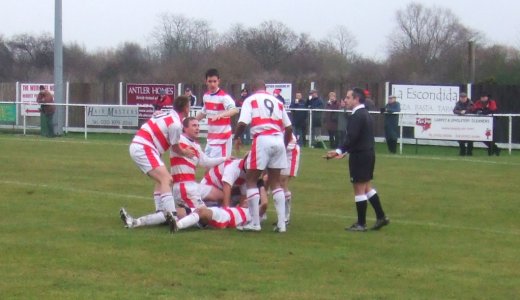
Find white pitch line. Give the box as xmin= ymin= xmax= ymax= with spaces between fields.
xmin=0 ymin=180 xmax=149 ymax=200
xmin=0 ymin=135 xmax=128 ymax=147
xmin=302 ymin=211 xmax=520 ymax=236
xmin=380 ymin=153 xmax=520 ymax=166
xmin=2 ymin=179 xmax=519 ymax=237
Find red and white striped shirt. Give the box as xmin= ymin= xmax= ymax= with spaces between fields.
xmin=202 ymin=159 xmax=246 ymax=190
xmin=170 ymin=135 xmax=227 ymax=183
xmin=238 ymin=91 xmax=292 ymax=138
xmin=131 ymin=110 xmax=182 ymax=154
xmin=207 ymin=206 xmax=251 ymax=228
xmin=202 ymin=89 xmax=236 ymax=145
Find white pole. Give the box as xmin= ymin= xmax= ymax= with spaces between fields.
xmin=385 ymin=82 xmax=390 ymax=103
xmin=119 ymin=82 xmax=123 ymax=105
xmin=54 ymin=0 xmax=64 ymax=135
xmin=23 ymin=114 xmax=26 ymax=135
xmin=466 ymin=83 xmax=472 ymax=100
xmin=178 ymin=83 xmax=182 ymax=96
xmin=84 ymin=105 xmax=87 ymax=140
xmin=508 ymin=115 xmax=512 ymax=155
xmin=308 ymin=110 xmax=313 ymax=148
xmin=15 ymin=81 xmax=20 ymax=126
xmin=119 ymin=81 xmax=123 ymax=133
xmin=241 ymin=83 xmax=245 ymax=90
xmin=399 ymin=113 xmax=403 ymax=154
xmin=65 ymin=81 xmax=69 ymax=133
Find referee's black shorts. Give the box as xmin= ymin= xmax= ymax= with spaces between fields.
xmin=348 ymin=151 xmax=375 ymax=183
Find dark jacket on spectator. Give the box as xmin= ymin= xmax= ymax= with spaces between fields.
xmin=290 ymin=99 xmax=307 ymax=129
xmin=306 ymin=96 xmax=324 ymax=127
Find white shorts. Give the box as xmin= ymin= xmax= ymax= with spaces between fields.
xmin=204 ymin=138 xmax=232 ymax=158
xmin=199 ymin=182 xmax=213 ymax=200
xmin=129 ymin=143 xmax=164 ymax=174
xmin=207 ymin=206 xmax=251 ymax=228
xmin=247 ymin=135 xmax=287 ymax=170
xmin=173 ymin=182 xmax=205 ymax=209
xmin=281 ymin=146 xmax=301 ymax=177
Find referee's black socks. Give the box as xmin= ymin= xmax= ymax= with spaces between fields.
xmin=367 ymin=189 xmax=385 ymax=220
xmin=354 ymin=195 xmax=368 ymax=225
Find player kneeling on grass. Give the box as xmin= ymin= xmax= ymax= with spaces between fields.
xmin=120 ymin=96 xmax=193 ymax=229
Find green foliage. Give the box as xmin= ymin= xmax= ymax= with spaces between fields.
xmin=1 ymin=133 xmax=519 ymax=299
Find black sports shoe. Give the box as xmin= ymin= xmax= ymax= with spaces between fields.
xmin=165 ymin=211 xmax=178 ymax=233
xmin=370 ymin=217 xmax=390 ymax=230
xmin=346 ymin=223 xmax=367 ymax=232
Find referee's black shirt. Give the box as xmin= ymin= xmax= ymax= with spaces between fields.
xmin=338 ymin=104 xmax=374 ymax=154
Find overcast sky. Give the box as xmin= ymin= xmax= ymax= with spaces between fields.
xmin=2 ymin=0 xmax=519 ymax=59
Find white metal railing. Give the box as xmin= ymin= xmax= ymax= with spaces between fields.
xmin=1 ymin=101 xmax=519 ymax=154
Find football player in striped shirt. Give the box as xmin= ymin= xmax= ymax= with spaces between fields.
xmin=167 ymin=117 xmax=228 ymax=224
xmin=233 ymin=80 xmax=293 ymax=233
xmin=196 ymin=68 xmax=239 ymax=158
xmin=120 ymin=96 xmax=194 ymax=229
xmin=199 ymin=157 xmax=247 ymax=207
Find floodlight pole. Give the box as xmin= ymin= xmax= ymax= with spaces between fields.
xmin=54 ymin=0 xmax=64 ymax=135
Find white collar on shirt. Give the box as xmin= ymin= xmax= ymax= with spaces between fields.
xmin=352 ymin=104 xmax=365 ymax=114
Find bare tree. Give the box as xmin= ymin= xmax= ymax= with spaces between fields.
xmin=387 ymin=3 xmax=478 ymax=82
xmin=322 ymin=25 xmax=358 ymax=59
xmin=7 ymin=33 xmax=54 ymax=80
xmin=0 ymin=36 xmax=14 ymax=81
xmin=244 ymin=20 xmax=298 ymax=71
xmin=153 ymin=13 xmax=217 ymax=60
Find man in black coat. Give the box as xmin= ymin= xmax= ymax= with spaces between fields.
xmin=290 ymin=92 xmax=308 ymax=146
xmin=325 ymin=87 xmax=389 ymax=232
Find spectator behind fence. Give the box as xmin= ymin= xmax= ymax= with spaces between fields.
xmin=453 ymin=92 xmax=474 ymax=156
xmin=471 ymin=94 xmax=500 ymax=156
xmin=237 ymin=88 xmax=251 ymax=145
xmin=153 ymin=88 xmax=173 ymax=111
xmin=36 ymin=85 xmax=56 ymax=137
xmin=290 ymin=92 xmax=307 ymax=146
xmin=338 ymin=95 xmax=349 ymax=146
xmin=382 ymin=95 xmax=401 ymax=154
xmin=325 ymin=92 xmax=340 ymax=148
xmin=306 ymin=89 xmax=324 ymax=147
xmin=273 ymin=88 xmax=285 ymax=104
xmin=363 ymin=89 xmax=376 ymax=111
xmin=184 ymin=87 xmax=197 ymax=107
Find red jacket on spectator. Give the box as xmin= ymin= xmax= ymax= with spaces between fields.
xmin=472 ymin=97 xmax=497 ymax=115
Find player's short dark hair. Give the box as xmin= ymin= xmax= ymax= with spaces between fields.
xmin=351 ymin=87 xmax=366 ymax=104
xmin=250 ymin=79 xmax=266 ymax=92
xmin=39 ymin=85 xmax=45 ymax=90
xmin=205 ymin=68 xmax=220 ymax=79
xmin=182 ymin=116 xmax=196 ymax=128
xmin=173 ymin=95 xmax=190 ymax=113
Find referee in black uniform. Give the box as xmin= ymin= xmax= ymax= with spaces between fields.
xmin=325 ymin=87 xmax=389 ymax=231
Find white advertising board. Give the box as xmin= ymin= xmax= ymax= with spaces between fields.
xmin=266 ymin=83 xmax=292 ymax=107
xmin=414 ymin=115 xmax=493 ymax=141
xmin=20 ymin=83 xmax=54 ymax=116
xmin=86 ymin=106 xmax=139 ymax=127
xmin=390 ymin=84 xmax=460 ymax=126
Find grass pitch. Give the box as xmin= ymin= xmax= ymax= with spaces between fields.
xmin=0 ymin=133 xmax=519 ymax=299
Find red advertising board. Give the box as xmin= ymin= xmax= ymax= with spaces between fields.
xmin=126 ymin=83 xmax=175 ymax=119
